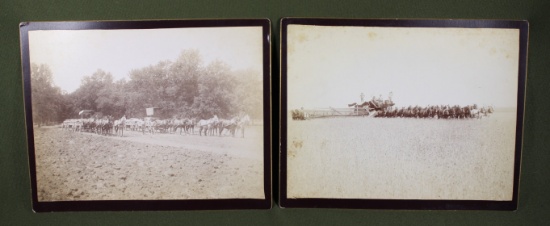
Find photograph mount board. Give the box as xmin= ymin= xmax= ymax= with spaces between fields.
xmin=20 ymin=19 xmax=272 ymax=211
xmin=280 ymin=18 xmax=528 ymax=210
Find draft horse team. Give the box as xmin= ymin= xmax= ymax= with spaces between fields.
xmin=62 ymin=114 xmax=252 ymax=138
xmin=62 ymin=115 xmax=126 ymax=136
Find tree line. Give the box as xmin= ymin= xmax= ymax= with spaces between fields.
xmin=30 ymin=49 xmax=263 ymax=125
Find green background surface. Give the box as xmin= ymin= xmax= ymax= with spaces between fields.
xmin=1 ymin=0 xmax=549 ymax=225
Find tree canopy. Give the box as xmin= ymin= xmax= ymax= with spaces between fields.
xmin=30 ymin=64 xmax=69 ymax=125
xmin=30 ymin=49 xmax=263 ymax=123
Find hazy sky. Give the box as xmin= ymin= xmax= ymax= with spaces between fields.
xmin=287 ymin=25 xmax=520 ymax=109
xmin=29 ymin=26 xmax=263 ymax=93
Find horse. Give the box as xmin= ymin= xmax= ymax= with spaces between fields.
xmin=210 ymin=120 xmax=222 ymax=136
xmin=171 ymin=118 xmax=185 ymax=134
xmin=470 ymin=108 xmax=481 ymax=119
xmin=62 ymin=119 xmax=75 ymax=131
xmin=133 ymin=119 xmax=144 ymax=131
xmin=142 ymin=118 xmax=156 ymax=134
xmin=405 ymin=107 xmax=417 ymax=118
xmin=168 ymin=119 xmax=181 ymax=134
xmin=186 ymin=118 xmax=196 ymax=134
xmin=238 ymin=114 xmax=251 ymax=138
xmin=197 ymin=116 xmax=219 ymax=136
xmin=154 ymin=119 xmax=169 ymax=133
xmin=487 ymin=106 xmax=495 ymax=114
xmin=99 ymin=117 xmax=113 ymax=135
xmin=94 ymin=119 xmax=103 ymax=134
xmin=171 ymin=118 xmax=193 ymax=135
xmin=81 ymin=118 xmax=92 ymax=132
xmin=440 ymin=108 xmax=451 ymax=119
xmin=218 ymin=116 xmax=240 ymax=137
xmin=113 ymin=115 xmax=126 ymax=137
xmin=123 ymin=118 xmax=140 ymax=131
xmin=457 ymin=105 xmax=470 ymax=119
xmin=386 ymin=108 xmax=398 ymax=118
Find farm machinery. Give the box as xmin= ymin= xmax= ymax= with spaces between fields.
xmin=291 ymin=94 xmax=395 ymax=120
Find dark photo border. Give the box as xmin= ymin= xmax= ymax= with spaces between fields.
xmin=20 ymin=19 xmax=272 ymax=212
xmin=279 ymin=18 xmax=528 ymax=210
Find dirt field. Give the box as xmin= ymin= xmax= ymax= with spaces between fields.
xmin=287 ymin=112 xmax=517 ymax=200
xmin=33 ymin=126 xmax=265 ymax=201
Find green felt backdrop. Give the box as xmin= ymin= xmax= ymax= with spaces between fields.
xmin=1 ymin=0 xmax=549 ymax=225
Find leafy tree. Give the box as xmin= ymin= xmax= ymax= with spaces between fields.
xmin=69 ymin=69 xmax=114 ymax=117
xmin=96 ymin=78 xmax=128 ymax=118
xmin=192 ymin=60 xmax=237 ymax=119
xmin=233 ymin=69 xmax=264 ymax=120
xmin=169 ymin=49 xmax=202 ymax=109
xmin=127 ymin=60 xmax=172 ymax=117
xmin=61 ymin=49 xmax=264 ymax=122
xmin=30 ymin=63 xmax=65 ymax=125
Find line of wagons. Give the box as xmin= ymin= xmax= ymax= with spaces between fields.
xmin=62 ymin=115 xmax=250 ymax=138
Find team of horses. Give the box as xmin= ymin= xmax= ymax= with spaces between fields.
xmin=63 ymin=116 xmax=126 ymax=136
xmin=347 ymin=99 xmax=494 ymax=119
xmin=62 ymin=114 xmax=251 ymax=138
xmin=292 ymin=104 xmax=495 ymax=120
xmin=370 ymin=105 xmax=494 ymax=119
xmin=196 ymin=115 xmax=251 ymax=137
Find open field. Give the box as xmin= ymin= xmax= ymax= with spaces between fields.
xmin=33 ymin=126 xmax=264 ymax=201
xmin=287 ymin=112 xmax=517 ymax=200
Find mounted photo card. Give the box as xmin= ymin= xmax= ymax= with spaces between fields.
xmin=280 ymin=18 xmax=528 ymax=210
xmin=20 ymin=19 xmax=271 ymax=211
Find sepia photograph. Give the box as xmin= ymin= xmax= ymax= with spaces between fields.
xmin=20 ymin=20 xmax=271 ymax=211
xmin=281 ymin=19 xmax=528 ymax=209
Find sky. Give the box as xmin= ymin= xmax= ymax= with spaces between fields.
xmin=286 ymin=25 xmax=520 ymax=109
xmin=29 ymin=26 xmax=264 ymax=93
